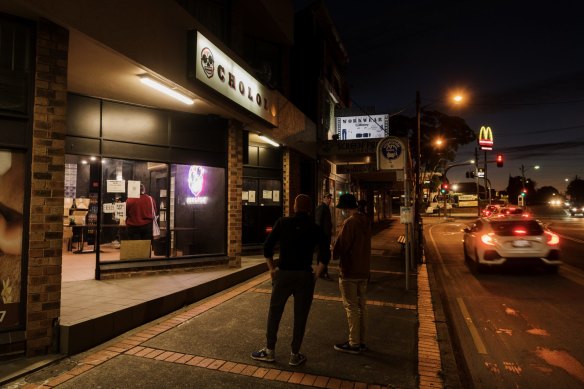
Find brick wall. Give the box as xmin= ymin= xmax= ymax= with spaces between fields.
xmin=26 ymin=19 xmax=68 ymax=356
xmin=227 ymin=122 xmax=243 ymax=267
xmin=283 ymin=149 xmax=303 ymax=217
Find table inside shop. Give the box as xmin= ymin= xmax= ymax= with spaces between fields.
xmin=64 ymin=224 xmax=98 ymax=254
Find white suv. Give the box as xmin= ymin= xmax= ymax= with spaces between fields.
xmin=462 ymin=215 xmax=561 ymax=273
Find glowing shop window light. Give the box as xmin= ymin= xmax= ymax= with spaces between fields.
xmin=187 ymin=165 xmax=208 ymax=204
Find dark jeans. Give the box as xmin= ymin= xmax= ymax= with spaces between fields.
xmin=127 ymin=222 xmax=152 ymax=240
xmin=266 ymin=270 xmax=315 ymax=354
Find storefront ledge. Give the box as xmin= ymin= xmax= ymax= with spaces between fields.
xmin=60 ymin=259 xmax=267 ymax=355
xmin=98 ymin=256 xmax=230 ymax=280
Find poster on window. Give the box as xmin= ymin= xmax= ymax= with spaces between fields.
xmin=0 ymin=150 xmax=25 ymax=330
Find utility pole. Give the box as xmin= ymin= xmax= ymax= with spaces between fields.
xmin=475 ymin=147 xmax=480 ymax=216
xmin=415 ymin=91 xmax=422 ymax=264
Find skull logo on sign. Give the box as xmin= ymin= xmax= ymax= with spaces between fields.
xmin=201 ymin=47 xmax=214 ymax=78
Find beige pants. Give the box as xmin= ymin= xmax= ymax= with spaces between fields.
xmin=338 ymin=277 xmax=368 ymax=346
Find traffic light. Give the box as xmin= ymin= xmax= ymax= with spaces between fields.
xmin=465 ymin=170 xmax=476 ymax=178
xmin=520 ymin=188 xmax=527 ymax=197
xmin=496 ymin=154 xmax=504 ymax=167
xmin=440 ymin=182 xmax=449 ymax=194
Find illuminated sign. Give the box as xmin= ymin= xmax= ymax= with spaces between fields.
xmin=188 ymin=166 xmax=205 ymax=197
xmin=335 ymin=114 xmax=389 ymax=140
xmin=478 ymin=126 xmax=494 ymax=150
xmin=190 ymin=31 xmax=277 ymax=126
xmin=377 ymin=136 xmax=405 ymax=170
xmin=187 ymin=166 xmax=208 ymax=205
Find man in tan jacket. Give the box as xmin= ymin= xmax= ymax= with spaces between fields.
xmin=332 ymin=194 xmax=371 ymax=354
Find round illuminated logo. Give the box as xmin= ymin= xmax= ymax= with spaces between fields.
xmin=200 ymin=47 xmax=214 ymax=78
xmin=188 ymin=166 xmax=205 ymax=196
xmin=381 ymin=139 xmax=402 ymax=160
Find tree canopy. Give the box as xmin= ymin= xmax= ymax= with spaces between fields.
xmin=388 ymin=110 xmax=476 ymax=192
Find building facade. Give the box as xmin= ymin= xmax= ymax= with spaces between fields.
xmin=0 ymin=0 xmax=317 ymax=357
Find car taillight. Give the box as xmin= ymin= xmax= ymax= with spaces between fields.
xmin=481 ymin=233 xmax=496 ymax=246
xmin=545 ymin=231 xmax=559 ymax=245
xmin=513 ymin=228 xmax=527 ymax=235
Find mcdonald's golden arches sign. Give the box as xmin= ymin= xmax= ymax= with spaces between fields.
xmin=478 ymin=126 xmax=494 ymax=150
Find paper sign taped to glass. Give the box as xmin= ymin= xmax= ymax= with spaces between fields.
xmin=376 ymin=137 xmax=406 ymax=171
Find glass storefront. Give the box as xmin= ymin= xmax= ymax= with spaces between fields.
xmin=242 ymin=140 xmax=282 ymax=247
xmin=62 ymin=156 xmax=226 ymax=267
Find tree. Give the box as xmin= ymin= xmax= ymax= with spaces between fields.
xmin=506 ymin=175 xmax=536 ymax=205
xmin=566 ymin=176 xmax=584 ymax=203
xmin=388 ymin=110 xmax=476 ymax=179
xmin=535 ymin=186 xmax=560 ymax=204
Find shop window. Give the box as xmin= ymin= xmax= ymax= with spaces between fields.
xmin=170 ymin=164 xmax=226 ymax=256
xmin=0 ymin=149 xmax=25 ymax=331
xmin=242 ymin=178 xmax=281 ymax=245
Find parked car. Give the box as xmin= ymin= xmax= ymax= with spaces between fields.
xmin=462 ymin=215 xmax=561 ymax=273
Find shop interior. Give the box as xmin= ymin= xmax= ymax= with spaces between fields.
xmin=62 ymin=155 xmax=226 ymax=281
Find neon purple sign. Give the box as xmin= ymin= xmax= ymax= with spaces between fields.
xmin=188 ymin=165 xmax=205 ymax=196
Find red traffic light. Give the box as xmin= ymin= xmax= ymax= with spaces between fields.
xmin=440 ymin=182 xmax=449 ymax=194
xmin=496 ymin=154 xmax=504 ymax=167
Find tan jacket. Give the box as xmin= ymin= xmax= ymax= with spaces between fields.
xmin=332 ymin=212 xmax=371 ymax=279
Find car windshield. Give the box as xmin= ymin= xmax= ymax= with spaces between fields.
xmin=489 ymin=220 xmax=544 ymax=236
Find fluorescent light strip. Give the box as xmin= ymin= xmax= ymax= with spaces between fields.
xmin=140 ymin=76 xmax=194 ymax=105
xmin=259 ymin=135 xmax=280 ymax=147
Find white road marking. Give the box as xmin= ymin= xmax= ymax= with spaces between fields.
xmin=457 ymin=297 xmax=488 ymax=355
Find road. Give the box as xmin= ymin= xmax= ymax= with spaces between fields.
xmin=424 ymin=205 xmax=584 ymax=388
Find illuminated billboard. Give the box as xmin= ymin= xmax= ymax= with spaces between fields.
xmin=335 ymin=114 xmax=389 ymax=140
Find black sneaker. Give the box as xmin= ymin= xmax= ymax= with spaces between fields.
xmin=334 ymin=341 xmax=361 ymax=354
xmin=251 ymin=347 xmax=275 ymax=362
xmin=289 ymin=352 xmax=307 ymax=366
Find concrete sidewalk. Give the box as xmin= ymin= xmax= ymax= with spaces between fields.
xmin=2 ymin=219 xmax=453 ymax=388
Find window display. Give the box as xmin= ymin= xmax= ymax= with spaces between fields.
xmin=62 ymin=156 xmax=226 ymax=267
xmin=170 ymin=164 xmax=225 ymax=256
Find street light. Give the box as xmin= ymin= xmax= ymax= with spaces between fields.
xmin=414 ymin=91 xmax=466 ymax=263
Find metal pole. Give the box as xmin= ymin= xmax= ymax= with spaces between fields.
xmin=475 ymin=147 xmax=480 ymax=216
xmin=404 ymin=143 xmax=410 ymax=291
xmin=484 ymin=150 xmax=490 ymax=205
xmin=415 ymin=91 xmax=422 ymax=264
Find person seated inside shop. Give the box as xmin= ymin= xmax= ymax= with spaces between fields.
xmin=125 ymin=184 xmax=157 ymax=240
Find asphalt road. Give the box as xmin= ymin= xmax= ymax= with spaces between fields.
xmin=424 ymin=206 xmax=584 ymax=388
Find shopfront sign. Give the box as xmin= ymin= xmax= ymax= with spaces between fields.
xmin=335 ymin=114 xmax=389 ymax=140
xmin=190 ymin=31 xmax=277 ymax=126
xmin=319 ymin=139 xmax=379 ymax=156
xmin=377 ymin=136 xmax=406 ymax=170
xmin=336 ymin=164 xmax=375 ymax=174
xmin=478 ymin=126 xmax=494 ymax=150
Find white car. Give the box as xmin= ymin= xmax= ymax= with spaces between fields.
xmin=462 ymin=216 xmax=561 ymax=273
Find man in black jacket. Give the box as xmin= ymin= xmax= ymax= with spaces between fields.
xmin=251 ymin=194 xmax=327 ymax=367
xmin=314 ymin=192 xmax=333 ymax=279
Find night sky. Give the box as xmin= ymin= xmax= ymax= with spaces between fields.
xmin=295 ymin=0 xmax=584 ymax=193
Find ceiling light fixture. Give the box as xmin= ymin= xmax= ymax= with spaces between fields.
xmin=259 ymin=135 xmax=280 ymax=147
xmin=139 ymin=75 xmax=194 ymax=105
